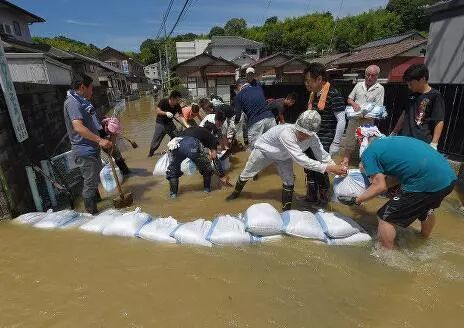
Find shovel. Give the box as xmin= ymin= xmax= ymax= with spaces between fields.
xmin=108 ymin=147 xmax=133 ymax=208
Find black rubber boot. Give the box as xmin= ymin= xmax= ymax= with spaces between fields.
xmin=203 ymin=174 xmax=212 ymax=193
xmin=226 ymin=178 xmax=247 ymax=201
xmin=169 ymin=178 xmax=179 ymax=199
xmin=84 ymin=197 xmax=98 ymax=215
xmin=95 ymin=190 xmax=102 ymax=203
xmin=282 ymin=184 xmax=294 ymax=212
xmin=115 ymin=159 xmax=131 ymax=175
xmin=317 ymin=172 xmax=331 ymax=206
xmin=305 ymin=170 xmax=319 ymax=203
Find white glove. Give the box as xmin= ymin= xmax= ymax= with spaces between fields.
xmin=390 ymin=131 xmax=398 ymax=136
xmin=166 ymin=112 xmax=174 ymax=119
xmin=430 ymin=142 xmax=438 ymax=150
xmin=329 ymin=142 xmax=340 ymax=155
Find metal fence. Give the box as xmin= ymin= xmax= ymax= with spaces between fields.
xmin=256 ymin=82 xmax=464 ymax=161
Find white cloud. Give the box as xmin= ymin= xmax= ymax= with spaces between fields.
xmin=65 ymin=19 xmax=103 ymax=27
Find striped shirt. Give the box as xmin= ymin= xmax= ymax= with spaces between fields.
xmin=310 ymin=87 xmax=345 ymax=151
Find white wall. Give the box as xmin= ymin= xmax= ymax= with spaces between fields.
xmin=45 ymin=61 xmax=72 ymax=85
xmin=0 ymin=8 xmax=34 ymax=43
xmin=212 ymin=46 xmax=260 ymax=61
xmin=7 ymin=55 xmax=72 ymax=85
xmin=176 ymin=39 xmax=211 ymax=63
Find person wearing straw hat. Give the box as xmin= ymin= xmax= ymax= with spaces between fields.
xmin=226 ymin=111 xmax=347 ymax=211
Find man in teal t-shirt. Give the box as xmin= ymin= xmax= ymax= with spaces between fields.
xmin=339 ymin=135 xmax=456 ymax=249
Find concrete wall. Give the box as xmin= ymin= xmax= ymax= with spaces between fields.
xmin=0 ymin=7 xmax=33 ymax=43
xmin=176 ymin=40 xmax=211 ymax=63
xmin=212 ymin=46 xmax=260 ymax=61
xmin=426 ymin=7 xmax=464 ymax=84
xmin=0 ymin=83 xmax=109 ymax=217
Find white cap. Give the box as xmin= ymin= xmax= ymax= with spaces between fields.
xmin=246 ymin=67 xmax=255 ymax=74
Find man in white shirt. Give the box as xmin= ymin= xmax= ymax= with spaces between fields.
xmin=225 ymin=111 xmax=347 ymax=211
xmin=342 ymin=65 xmax=385 ymax=167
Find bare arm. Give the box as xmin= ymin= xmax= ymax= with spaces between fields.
xmin=391 ymin=111 xmax=405 ymax=134
xmin=432 ymin=121 xmax=444 ymax=145
xmin=155 ymin=106 xmax=171 ymax=117
xmin=347 ymin=97 xmax=361 ymax=111
xmin=72 ymin=120 xmax=112 ymax=149
xmin=356 ymin=173 xmax=387 ymax=204
xmin=178 ymin=116 xmax=190 ymax=128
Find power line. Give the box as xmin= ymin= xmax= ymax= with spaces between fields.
xmin=155 ymin=0 xmax=175 ymax=40
xmin=166 ymin=0 xmax=193 ymax=39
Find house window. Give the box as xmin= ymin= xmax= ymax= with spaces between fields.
xmin=187 ymin=76 xmax=197 ymax=89
xmin=13 ymin=21 xmax=21 ymax=36
xmin=245 ymin=48 xmax=257 ymax=55
xmin=4 ymin=24 xmax=12 ymax=35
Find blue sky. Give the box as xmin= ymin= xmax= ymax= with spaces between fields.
xmin=13 ymin=0 xmax=389 ymax=51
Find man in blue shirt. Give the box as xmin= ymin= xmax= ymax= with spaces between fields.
xmin=234 ymin=68 xmax=276 ymax=149
xmin=339 ymin=133 xmax=456 ymax=249
xmin=64 ymin=73 xmax=112 ymax=214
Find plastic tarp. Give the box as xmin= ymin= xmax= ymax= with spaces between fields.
xmin=244 ymin=203 xmax=283 ymax=236
xmin=281 ymin=210 xmax=326 ymax=241
xmin=137 ymin=217 xmax=178 ymax=244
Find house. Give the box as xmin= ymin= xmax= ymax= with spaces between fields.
xmin=5 ymin=52 xmax=72 ymax=85
xmin=275 ymin=57 xmax=310 ymax=83
xmin=205 ymin=36 xmax=263 ymax=62
xmin=99 ymin=46 xmax=149 ymax=92
xmin=176 ymin=39 xmax=211 ymax=63
xmin=231 ymin=52 xmax=256 ymax=68
xmin=425 ymin=0 xmax=464 ymax=84
xmin=309 ymin=52 xmax=349 ymax=67
xmin=172 ymin=52 xmax=239 ymax=103
xmin=331 ymin=31 xmax=427 ymax=81
xmin=0 ymin=0 xmax=45 ymax=43
xmin=244 ymin=52 xmax=292 ymax=80
xmin=144 ymin=62 xmax=162 ymax=84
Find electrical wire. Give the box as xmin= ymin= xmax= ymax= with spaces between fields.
xmin=166 ymin=0 xmax=193 ymax=39
xmin=155 ymin=0 xmax=176 ymax=40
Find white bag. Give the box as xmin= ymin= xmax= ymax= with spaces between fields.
xmin=102 ymin=208 xmax=152 ymax=237
xmin=281 ymin=210 xmax=326 ymax=241
xmin=181 ymin=158 xmax=197 ymax=176
xmin=315 ymin=210 xmax=363 ymax=239
xmin=153 ymin=153 xmax=170 ymax=176
xmin=60 ymin=213 xmax=92 ymax=229
xmin=170 ymin=219 xmax=213 ymax=247
xmin=79 ymin=209 xmax=122 ymax=233
xmin=100 ymin=164 xmax=123 ymax=193
xmin=333 ymin=169 xmax=369 ymax=202
xmin=206 ymin=215 xmax=259 ymax=246
xmin=14 ymin=211 xmax=51 ymax=225
xmin=34 ymin=209 xmax=80 ymax=229
xmin=244 ymin=203 xmax=283 ymax=236
xmin=326 ymin=232 xmax=372 ymax=245
xmin=346 ymin=104 xmax=387 ymax=119
xmin=137 ymin=217 xmax=178 ymax=244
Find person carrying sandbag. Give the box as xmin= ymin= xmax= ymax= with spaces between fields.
xmin=166 ymin=127 xmax=232 ymax=198
xmin=226 ymin=111 xmax=347 ymax=211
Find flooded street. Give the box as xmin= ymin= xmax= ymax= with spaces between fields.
xmin=1 ymin=96 xmax=464 ymax=327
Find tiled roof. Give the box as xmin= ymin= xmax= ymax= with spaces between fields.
xmin=355 ymin=31 xmax=424 ymax=50
xmin=275 ymin=57 xmax=310 ymax=68
xmin=172 ymin=52 xmax=239 ymax=70
xmin=309 ymin=53 xmax=349 ymax=65
xmin=252 ymin=52 xmax=291 ymax=67
xmin=0 ymin=0 xmax=45 ymax=23
xmin=210 ymin=36 xmax=263 ymax=48
xmin=333 ymin=39 xmax=427 ymax=65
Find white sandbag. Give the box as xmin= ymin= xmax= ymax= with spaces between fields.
xmin=244 ymin=203 xmax=283 ymax=236
xmin=181 ymin=158 xmax=197 ymax=176
xmin=34 ymin=209 xmax=80 ymax=229
xmin=326 ymin=232 xmax=372 ymax=246
xmin=281 ymin=210 xmax=326 ymax=240
xmin=79 ymin=209 xmax=122 ymax=233
xmin=102 ymin=208 xmax=152 ymax=238
xmin=170 ymin=219 xmax=213 ymax=247
xmin=346 ymin=104 xmax=387 ymax=119
xmin=14 ymin=210 xmax=51 ymax=225
xmin=153 ymin=153 xmax=170 ymax=176
xmin=100 ymin=163 xmax=123 ymax=193
xmin=333 ymin=169 xmax=369 ymax=202
xmin=60 ymin=213 xmax=92 ymax=229
xmin=137 ymin=217 xmax=178 ymax=244
xmin=315 ymin=210 xmax=363 ymax=239
xmin=206 ymin=215 xmax=259 ymax=246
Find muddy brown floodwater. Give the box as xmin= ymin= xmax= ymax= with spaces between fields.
xmin=1 ymin=96 xmax=464 ymax=327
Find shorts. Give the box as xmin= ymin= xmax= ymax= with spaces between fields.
xmin=377 ymin=182 xmax=455 ymax=228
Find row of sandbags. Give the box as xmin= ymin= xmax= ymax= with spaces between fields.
xmin=13 ymin=203 xmax=371 ymax=247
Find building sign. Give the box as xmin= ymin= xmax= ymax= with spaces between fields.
xmin=122 ymin=60 xmax=129 ymax=74
xmin=0 ymin=44 xmax=28 ymax=142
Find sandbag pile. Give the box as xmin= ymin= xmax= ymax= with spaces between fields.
xmin=13 ymin=203 xmax=371 ymax=247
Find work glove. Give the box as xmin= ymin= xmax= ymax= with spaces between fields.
xmin=338 ymin=196 xmax=359 ymax=206
xmin=430 ymin=142 xmax=438 ymax=150
xmin=166 ymin=112 xmax=174 ymax=119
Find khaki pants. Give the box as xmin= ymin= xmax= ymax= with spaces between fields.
xmin=343 ymin=117 xmax=374 ymax=154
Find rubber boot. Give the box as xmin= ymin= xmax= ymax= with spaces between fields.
xmin=226 ymin=178 xmax=247 ymax=201
xmin=282 ymin=184 xmax=294 ymax=212
xmin=203 ymin=174 xmax=212 ymax=193
xmin=317 ymin=172 xmax=331 ymax=206
xmin=305 ymin=170 xmax=319 ymax=203
xmin=169 ymin=178 xmax=179 ymax=199
xmin=95 ymin=190 xmax=102 ymax=203
xmin=84 ymin=196 xmax=98 ymax=215
xmin=115 ymin=158 xmax=131 ymax=175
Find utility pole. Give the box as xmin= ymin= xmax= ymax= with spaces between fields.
xmin=164 ymin=23 xmax=170 ymax=89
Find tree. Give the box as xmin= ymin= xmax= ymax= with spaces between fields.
xmin=208 ymin=26 xmax=225 ymax=38
xmin=386 ymin=0 xmax=439 ymax=32
xmin=32 ymin=36 xmax=101 ymax=58
xmin=264 ymin=16 xmax=278 ymax=25
xmin=224 ymin=18 xmax=247 ymax=36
